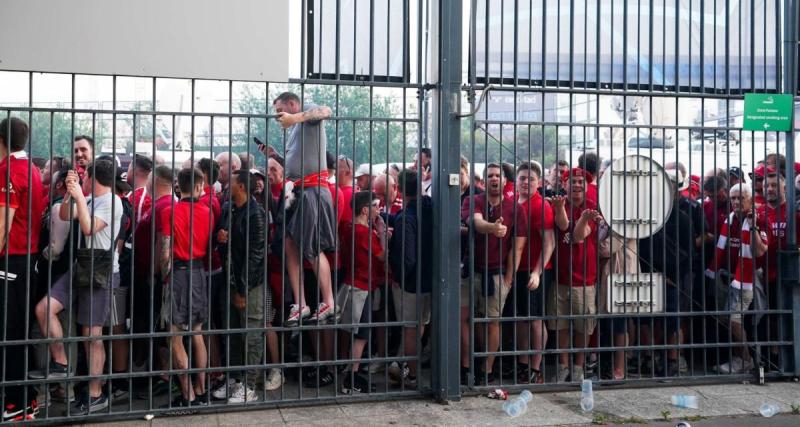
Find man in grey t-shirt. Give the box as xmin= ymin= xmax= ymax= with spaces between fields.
xmin=270 ymin=92 xmax=337 ymax=325
xmin=33 ymin=159 xmax=122 ymax=414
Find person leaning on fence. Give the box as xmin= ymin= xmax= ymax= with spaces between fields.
xmin=459 ymin=162 xmax=527 ymax=385
xmin=337 ymin=190 xmax=387 ymax=394
xmin=511 ymin=161 xmax=555 ymax=385
xmin=548 ymin=167 xmax=601 ymax=383
xmin=711 ymin=183 xmax=768 ymax=375
xmin=0 ymin=117 xmax=45 ymax=422
xmin=33 ymin=159 xmax=123 ymax=415
xmin=264 ymin=92 xmax=337 ymax=325
xmin=130 ymin=165 xmax=176 ymax=393
xmin=756 ymin=170 xmax=800 ymax=371
xmin=388 ymin=169 xmax=433 ymax=388
xmin=212 ymin=170 xmax=282 ymax=404
xmin=155 ymin=167 xmax=212 ymax=410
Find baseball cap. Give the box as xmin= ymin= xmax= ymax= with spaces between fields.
xmin=355 ymin=164 xmax=373 ymax=178
xmin=728 ymin=167 xmax=744 ymax=181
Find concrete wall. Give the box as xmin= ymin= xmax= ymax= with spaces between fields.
xmin=0 ymin=0 xmax=289 ymax=82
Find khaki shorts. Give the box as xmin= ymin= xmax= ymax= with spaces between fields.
xmin=392 ymin=287 xmax=431 ymax=325
xmin=461 ymin=272 xmax=510 ymax=318
xmin=727 ymin=286 xmax=754 ymax=323
xmin=547 ymin=284 xmax=597 ymax=334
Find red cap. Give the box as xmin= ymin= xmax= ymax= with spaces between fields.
xmin=753 ymin=165 xmax=766 ymax=178
xmin=561 ymin=167 xmax=593 ymax=183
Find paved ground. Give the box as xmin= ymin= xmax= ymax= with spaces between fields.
xmin=80 ymin=381 xmax=800 ymax=426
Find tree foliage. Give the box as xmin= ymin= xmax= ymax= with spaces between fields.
xmin=235 ymin=84 xmax=420 ymax=169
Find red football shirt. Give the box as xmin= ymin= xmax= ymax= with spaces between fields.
xmin=703 ymin=198 xmax=729 ymax=237
xmin=731 ymin=219 xmax=767 ymax=290
xmin=756 ymin=202 xmax=800 ymax=283
xmin=503 ymin=181 xmax=516 ymax=200
xmin=339 ymin=184 xmax=355 ymax=225
xmin=0 ymin=152 xmax=44 ymax=255
xmin=133 ymin=194 xmax=175 ymax=273
xmin=556 ymin=198 xmax=599 ymax=287
xmin=128 ymin=187 xmax=152 ymax=223
xmin=341 ymin=222 xmax=385 ymax=291
xmin=461 ymin=193 xmax=527 ymax=272
xmin=586 ymin=183 xmax=598 ymax=204
xmin=518 ymin=192 xmax=554 ymax=272
xmin=159 ymin=199 xmax=211 ymax=262
xmin=708 ymin=212 xmax=741 ymax=276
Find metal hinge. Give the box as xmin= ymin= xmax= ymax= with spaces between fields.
xmin=610 ymin=170 xmax=659 ymax=177
xmin=611 ymin=218 xmax=658 ymax=225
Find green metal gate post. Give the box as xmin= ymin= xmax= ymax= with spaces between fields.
xmin=430 ymin=0 xmax=463 ymax=401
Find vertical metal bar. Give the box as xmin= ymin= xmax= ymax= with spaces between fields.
xmin=431 ymin=0 xmax=462 ymax=401
xmin=781 ymin=0 xmax=799 ymax=376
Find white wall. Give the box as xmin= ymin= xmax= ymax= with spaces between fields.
xmin=0 ymin=0 xmax=289 ymax=82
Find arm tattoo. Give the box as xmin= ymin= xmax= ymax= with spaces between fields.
xmin=300 ymin=106 xmax=331 ymax=122
xmin=160 ymin=236 xmax=172 ymax=279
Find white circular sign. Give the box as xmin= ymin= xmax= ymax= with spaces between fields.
xmin=598 ymin=155 xmax=674 ymax=239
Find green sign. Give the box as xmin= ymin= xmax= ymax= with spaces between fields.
xmin=742 ymin=93 xmax=794 ymax=131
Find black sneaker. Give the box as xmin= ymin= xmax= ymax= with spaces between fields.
xmin=193 ymin=393 xmax=210 ymax=406
xmin=29 ymin=361 xmax=69 ymax=379
xmin=2 ymin=400 xmax=39 ymax=422
xmin=303 ymin=368 xmax=335 ymax=388
xmin=585 ymin=359 xmax=598 ymax=376
xmin=341 ymin=372 xmax=375 ymax=394
xmin=67 ymin=394 xmax=108 ymax=416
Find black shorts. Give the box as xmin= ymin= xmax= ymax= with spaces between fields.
xmin=511 ymin=271 xmax=546 ymax=317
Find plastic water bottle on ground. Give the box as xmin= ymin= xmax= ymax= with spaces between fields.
xmin=670 ymin=394 xmax=698 ymax=409
xmin=759 ymin=403 xmax=779 ymax=417
xmin=503 ymin=390 xmax=533 ymax=417
xmin=580 ymin=379 xmax=594 ymax=412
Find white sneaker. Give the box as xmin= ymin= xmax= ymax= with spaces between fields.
xmin=211 ymin=378 xmax=237 ymax=400
xmin=717 ymin=356 xmax=743 ymax=374
xmin=368 ymin=360 xmax=385 ymax=374
xmin=264 ymin=369 xmax=284 ymax=391
xmin=570 ymin=365 xmax=585 ymax=382
xmin=555 ymin=364 xmax=570 ymax=383
xmin=724 ymin=357 xmax=754 ymax=374
xmin=227 ymin=383 xmax=258 ymax=404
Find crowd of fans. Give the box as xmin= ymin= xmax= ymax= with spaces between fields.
xmin=0 ymin=92 xmax=797 ymax=421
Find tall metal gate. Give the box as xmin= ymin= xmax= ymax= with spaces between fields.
xmin=457 ymin=0 xmax=800 ymax=393
xmin=0 ymin=0 xmax=799 ymax=424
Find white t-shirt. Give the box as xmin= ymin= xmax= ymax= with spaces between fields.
xmin=82 ymin=192 xmax=123 ymax=273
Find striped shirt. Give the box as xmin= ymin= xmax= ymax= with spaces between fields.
xmin=706 ymin=212 xmax=741 ymax=279
xmin=718 ymin=213 xmax=767 ymax=290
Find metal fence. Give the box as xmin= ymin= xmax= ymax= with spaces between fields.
xmin=458 ymin=0 xmax=800 ymax=392
xmin=0 ymin=0 xmax=799 ymax=424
